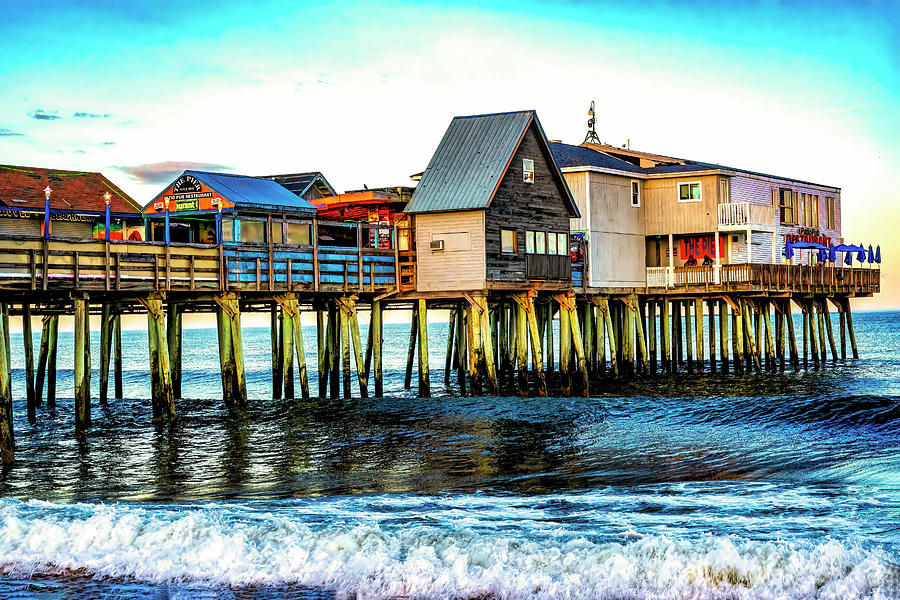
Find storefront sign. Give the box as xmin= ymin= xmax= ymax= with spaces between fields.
xmin=680 ymin=235 xmax=724 ymax=260
xmin=0 ymin=209 xmax=41 ymax=219
xmin=173 ymin=175 xmax=202 ymax=194
xmin=786 ymin=233 xmax=831 ymax=246
xmin=174 ymin=198 xmax=199 ymax=212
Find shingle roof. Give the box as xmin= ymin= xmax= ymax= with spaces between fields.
xmin=153 ymin=170 xmax=317 ymax=214
xmin=405 ymin=110 xmax=578 ymax=216
xmin=261 ymin=172 xmax=336 ymax=198
xmin=0 ymin=164 xmax=142 ymax=214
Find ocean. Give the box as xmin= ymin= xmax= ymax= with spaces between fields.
xmin=0 ymin=310 xmax=898 ymax=599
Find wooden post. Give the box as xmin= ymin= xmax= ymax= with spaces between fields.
xmin=23 ymin=305 xmax=35 ymax=423
xmin=596 ymin=300 xmax=606 ymax=374
xmin=289 ymin=296 xmax=310 ymax=399
xmin=282 ymin=300 xmax=295 ymax=399
xmin=822 ymin=299 xmax=837 ymax=361
xmin=694 ymin=298 xmax=704 ymax=371
xmin=559 ymin=298 xmax=571 ymax=395
xmin=167 ymin=302 xmax=182 ymax=399
xmin=47 ymin=314 xmax=58 ymax=407
xmin=497 ymin=303 xmax=509 ymax=383
xmin=36 ymin=316 xmax=50 ymax=407
xmin=707 ymin=299 xmax=716 ymax=373
xmin=684 ymin=300 xmax=694 ymax=373
xmin=774 ymin=301 xmax=785 ymax=371
xmin=515 ymin=298 xmax=528 ymax=397
xmin=521 ymin=296 xmax=547 ymax=396
xmin=444 ymin=308 xmax=456 ymax=386
xmin=808 ymin=301 xmax=820 ymax=367
xmin=719 ymin=301 xmax=729 ymax=371
xmin=672 ymin=300 xmax=682 ymax=368
xmin=763 ymin=301 xmax=775 ymax=370
xmin=347 ymin=298 xmax=367 ymax=398
xmin=272 ymin=303 xmax=283 ymax=399
xmin=568 ymin=298 xmax=589 ymax=396
xmin=341 ymin=300 xmax=352 ymax=398
xmin=839 ymin=303 xmax=847 ymax=360
xmin=74 ymin=296 xmax=90 ymax=434
xmin=113 ymin=314 xmax=122 ymax=400
xmin=816 ymin=301 xmax=827 ymax=363
xmin=648 ymin=300 xmax=657 ymax=373
xmin=372 ymin=300 xmax=383 ymax=397
xmin=601 ymin=298 xmax=618 ymax=376
xmin=545 ymin=303 xmax=555 ymax=376
xmin=328 ymin=303 xmax=339 ymax=399
xmin=404 ymin=304 xmax=417 ymax=390
xmin=466 ymin=300 xmax=483 ymax=395
xmin=0 ymin=302 xmax=12 ymax=464
xmin=583 ymin=302 xmax=594 ymax=376
xmin=317 ymin=309 xmax=327 ymax=398
xmin=661 ymin=299 xmax=671 ymax=373
xmin=99 ymin=303 xmax=111 ymax=405
xmin=478 ymin=297 xmax=498 ymax=395
xmin=630 ymin=295 xmax=649 ymax=373
xmin=742 ymin=299 xmax=762 ymax=373
xmin=732 ymin=307 xmax=744 ymax=374
xmin=754 ymin=306 xmax=762 ymax=370
xmin=146 ymin=293 xmax=175 ymax=421
xmin=844 ymin=298 xmax=859 ymax=359
xmin=455 ymin=304 xmax=467 ymax=394
xmin=800 ymin=302 xmax=809 ymax=368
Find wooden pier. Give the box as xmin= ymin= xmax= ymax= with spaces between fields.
xmin=0 ymin=231 xmax=879 ymax=464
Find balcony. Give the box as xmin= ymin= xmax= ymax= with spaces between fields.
xmin=646 ymin=264 xmax=879 ymax=295
xmin=718 ymin=202 xmax=774 ymax=232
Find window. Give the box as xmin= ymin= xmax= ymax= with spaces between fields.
xmin=826 ymin=197 xmax=836 ymax=229
xmin=501 ymin=228 xmax=516 ymax=253
xmin=285 ymin=221 xmax=310 ymax=245
xmin=548 ymin=232 xmax=558 ymax=255
xmin=798 ymin=194 xmax=806 ymax=226
xmin=525 ymin=230 xmax=535 ymax=253
xmin=271 ymin=220 xmax=283 ymax=244
xmin=719 ymin=178 xmax=730 ymax=203
xmin=631 ymin=181 xmax=640 ymax=207
xmin=240 ymin=219 xmax=266 ymax=243
xmin=535 ymin=231 xmax=546 ymax=254
xmin=779 ymin=188 xmax=797 ymax=225
xmin=523 ymin=159 xmax=534 ymax=184
xmin=678 ymin=182 xmax=701 ymax=202
xmin=811 ymin=195 xmax=819 ymax=228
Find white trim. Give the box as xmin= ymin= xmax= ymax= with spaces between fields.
xmin=630 ymin=180 xmax=640 ymax=207
xmin=584 ymin=172 xmax=592 ymax=287
xmin=677 ymin=181 xmax=702 ymax=203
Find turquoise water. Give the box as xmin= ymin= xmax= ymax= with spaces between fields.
xmin=0 ymin=311 xmax=898 ymax=599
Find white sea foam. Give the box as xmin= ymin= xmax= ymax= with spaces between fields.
xmin=0 ymin=499 xmax=895 ymax=599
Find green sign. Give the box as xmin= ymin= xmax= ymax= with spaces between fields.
xmin=175 ymin=198 xmax=199 ymax=212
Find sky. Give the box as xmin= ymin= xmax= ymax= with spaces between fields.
xmin=1 ymin=0 xmax=898 ymax=309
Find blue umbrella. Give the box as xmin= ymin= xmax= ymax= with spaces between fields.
xmin=784 ymin=238 xmax=794 ymax=260
xmin=875 ymin=245 xmax=881 ymax=263
xmin=868 ymin=245 xmax=874 ymax=263
xmin=829 ymin=244 xmax=837 ymax=263
xmin=844 ymin=251 xmax=852 ymax=266
xmin=818 ymin=248 xmax=828 ymax=262
xmin=857 ymin=246 xmax=867 ymax=262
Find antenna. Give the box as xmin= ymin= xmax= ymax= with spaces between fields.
xmin=582 ymin=101 xmax=601 ymax=145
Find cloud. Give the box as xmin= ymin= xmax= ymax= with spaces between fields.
xmin=0 ymin=128 xmax=24 ymax=136
xmin=115 ymin=161 xmax=234 ymax=185
xmin=102 ymin=141 xmax=116 ymax=145
xmin=73 ymin=111 xmax=113 ymax=118
xmin=30 ymin=109 xmax=61 ymax=120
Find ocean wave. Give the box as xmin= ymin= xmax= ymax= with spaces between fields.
xmin=0 ymin=499 xmax=895 ymax=600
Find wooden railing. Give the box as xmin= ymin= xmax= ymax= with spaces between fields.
xmin=718 ymin=202 xmax=775 ymax=230
xmin=646 ymin=263 xmax=879 ymax=294
xmin=0 ymin=232 xmax=417 ymax=294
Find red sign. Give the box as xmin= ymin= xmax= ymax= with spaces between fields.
xmin=786 ymin=233 xmax=831 ymax=246
xmin=680 ymin=235 xmax=724 ymax=260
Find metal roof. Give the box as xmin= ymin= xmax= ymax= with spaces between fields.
xmin=405 ymin=110 xmax=577 ymax=216
xmin=184 ymin=170 xmax=317 ymax=214
xmin=261 ymin=172 xmax=336 ymax=198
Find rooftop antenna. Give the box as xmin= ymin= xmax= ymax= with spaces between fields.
xmin=582 ymin=101 xmax=601 ymax=145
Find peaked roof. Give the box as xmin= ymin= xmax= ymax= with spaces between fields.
xmin=405 ymin=110 xmax=578 ymax=216
xmin=261 ymin=172 xmax=336 ymax=198
xmin=0 ymin=164 xmax=142 ymax=214
xmin=148 ymin=170 xmax=317 ymax=214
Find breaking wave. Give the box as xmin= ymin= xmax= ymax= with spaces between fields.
xmin=0 ymin=499 xmax=896 ymax=599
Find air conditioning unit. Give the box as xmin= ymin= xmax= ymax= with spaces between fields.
xmin=430 ymin=239 xmax=444 ymax=251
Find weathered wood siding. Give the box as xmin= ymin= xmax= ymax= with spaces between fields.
xmin=414 ymin=210 xmax=486 ymax=291
xmin=485 ymin=125 xmax=572 ymax=282
xmin=643 ymin=175 xmax=718 ymax=236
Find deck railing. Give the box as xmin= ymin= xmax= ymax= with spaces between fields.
xmin=646 ymin=263 xmax=879 ymax=294
xmin=718 ymin=202 xmax=750 ymax=227
xmin=0 ymin=229 xmax=417 ymax=294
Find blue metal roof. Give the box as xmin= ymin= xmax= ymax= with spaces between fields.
xmin=186 ymin=170 xmax=317 ymax=214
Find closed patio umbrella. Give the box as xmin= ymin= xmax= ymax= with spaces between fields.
xmin=868 ymin=245 xmax=875 ymax=263
xmin=857 ymin=246 xmax=867 ymax=262
xmin=784 ymin=238 xmax=794 ymax=260
xmin=875 ymin=245 xmax=881 ymax=263
xmin=829 ymin=245 xmax=837 ymax=263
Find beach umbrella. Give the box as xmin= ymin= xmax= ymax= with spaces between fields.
xmin=868 ymin=245 xmax=875 ymax=263
xmin=875 ymin=245 xmax=881 ymax=263
xmin=818 ymin=248 xmax=828 ymax=263
xmin=857 ymin=246 xmax=867 ymax=262
xmin=783 ymin=238 xmax=794 ymax=259
xmin=829 ymin=244 xmax=837 ymax=263
xmin=844 ymin=250 xmax=853 ymax=266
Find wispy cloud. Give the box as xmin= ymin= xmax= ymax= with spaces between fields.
xmin=0 ymin=128 xmax=24 ymax=137
xmin=29 ymin=109 xmax=61 ymax=120
xmin=116 ymin=161 xmax=234 ymax=185
xmin=102 ymin=141 xmax=116 ymax=145
xmin=73 ymin=111 xmax=112 ymax=118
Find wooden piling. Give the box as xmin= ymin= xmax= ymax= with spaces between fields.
xmin=648 ymin=300 xmax=657 ymax=373
xmin=340 ymin=301 xmax=352 ymax=398
xmin=762 ymin=301 xmax=775 ymax=371
xmin=215 ymin=293 xmax=246 ymax=405
xmin=98 ymin=304 xmax=110 ymax=406
xmin=281 ymin=300 xmax=295 ymax=399
xmin=844 ymin=298 xmax=859 ymax=359
xmin=707 ymin=299 xmax=716 ymax=373
xmin=515 ymin=298 xmax=528 ymax=397
xmin=719 ymin=301 xmax=729 ymax=371
xmin=339 ymin=298 xmax=363 ymax=398
xmin=559 ymin=299 xmax=571 ymax=395
xmin=146 ymin=294 xmax=175 ymax=421
xmin=466 ymin=301 xmax=483 ymax=395
xmin=272 ymin=304 xmax=283 ymax=399
xmin=445 ymin=308 xmax=456 ymax=386
xmin=455 ymin=304 xmax=467 ymax=394
xmin=785 ymin=300 xmax=800 ymax=371
xmin=596 ymin=300 xmax=606 ymax=374
xmin=317 ymin=309 xmax=327 ymax=398
xmin=661 ymin=299 xmax=671 ymax=372
xmin=583 ymin=302 xmax=594 ymax=376
xmin=288 ymin=295 xmax=310 ymax=399
xmin=694 ymin=298 xmax=704 ymax=371
xmin=684 ymin=300 xmax=694 ymax=372
xmin=839 ymin=303 xmax=847 ymax=360
xmin=808 ymin=301 xmax=820 ymax=367
xmin=545 ymin=303 xmax=555 ymax=376
xmin=47 ymin=314 xmax=58 ymax=407
xmin=74 ymin=296 xmax=91 ymax=434
xmin=774 ymin=301 xmax=785 ymax=371
xmin=816 ymin=301 xmax=827 ymax=363
xmin=742 ymin=299 xmax=762 ymax=373
xmin=404 ymin=304 xmax=417 ymax=390
xmin=23 ymin=305 xmax=35 ymax=423
xmin=372 ymin=300 xmax=383 ymax=397
xmin=732 ymin=307 xmax=744 ymax=374
xmin=0 ymin=302 xmax=12 ymax=464
xmin=630 ymin=295 xmax=649 ymax=373
xmin=167 ymin=302 xmax=182 ymax=399
xmin=328 ymin=303 xmax=339 ymax=399
xmin=822 ymin=299 xmax=837 ymax=361
xmin=477 ymin=297 xmax=497 ymax=395
xmin=113 ymin=314 xmax=122 ymax=400
xmin=601 ymin=298 xmax=618 ymax=377
xmin=417 ymin=299 xmax=430 ymax=397
xmin=523 ymin=296 xmax=547 ymax=396
xmin=35 ymin=316 xmax=49 ymax=406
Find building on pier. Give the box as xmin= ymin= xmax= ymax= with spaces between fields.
xmin=0 ymin=164 xmax=143 ymax=240
xmin=405 ymin=110 xmax=580 ymax=292
xmin=261 ymin=172 xmax=336 ymax=203
xmin=311 ymin=186 xmax=416 ymax=251
xmin=551 ymin=139 xmax=849 ymax=291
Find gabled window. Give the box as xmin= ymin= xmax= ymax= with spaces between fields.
xmin=523 ymin=159 xmax=534 ymax=184
xmin=631 ymin=181 xmax=640 ymax=207
xmin=678 ymin=182 xmax=701 ymax=202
